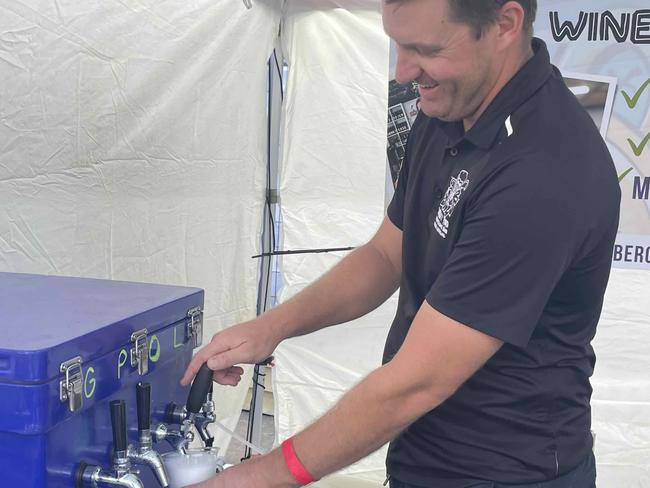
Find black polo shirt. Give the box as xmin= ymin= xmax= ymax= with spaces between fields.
xmin=384 ymin=38 xmax=620 ymax=486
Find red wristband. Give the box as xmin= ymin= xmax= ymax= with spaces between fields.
xmin=281 ymin=438 xmax=316 ymax=485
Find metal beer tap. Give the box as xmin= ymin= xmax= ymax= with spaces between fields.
xmin=178 ymin=362 xmax=214 ymax=452
xmin=196 ymin=382 xmax=216 ymax=447
xmin=154 ymin=362 xmax=214 ymax=453
xmin=75 ymin=400 xmax=144 ymax=488
xmin=127 ymin=382 xmax=170 ymax=487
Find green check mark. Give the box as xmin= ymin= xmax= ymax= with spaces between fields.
xmin=618 ymin=167 xmax=633 ymax=182
xmin=621 ymin=78 xmax=650 ymax=109
xmin=627 ymin=132 xmax=650 ymax=157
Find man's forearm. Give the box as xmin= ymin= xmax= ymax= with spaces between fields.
xmin=196 ymin=365 xmax=434 ymax=488
xmin=194 ymin=301 xmax=502 ymax=488
xmin=265 ymin=241 xmax=400 ymax=341
xmin=262 ymin=359 xmax=446 ymax=485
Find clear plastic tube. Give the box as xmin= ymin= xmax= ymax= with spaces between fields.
xmin=211 ymin=418 xmax=267 ymax=455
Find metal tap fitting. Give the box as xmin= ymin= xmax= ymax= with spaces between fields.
xmin=164 ymin=401 xmax=187 ymax=426
xmin=127 ymin=444 xmax=169 ymax=488
xmin=152 ymin=421 xmax=195 ymax=453
xmin=75 ymin=400 xmax=144 ymax=488
xmin=196 ymin=386 xmax=216 ymax=447
xmin=177 ymin=417 xmax=196 ymax=453
xmin=76 ymin=462 xmax=144 ymax=488
xmin=127 ymin=383 xmax=170 ymax=487
xmin=183 ymin=362 xmax=215 ymax=451
xmin=164 ymin=399 xmax=215 ymax=447
xmin=159 ymin=362 xmax=216 ymax=452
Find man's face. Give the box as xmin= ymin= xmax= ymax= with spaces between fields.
xmin=383 ymin=0 xmax=502 ymax=123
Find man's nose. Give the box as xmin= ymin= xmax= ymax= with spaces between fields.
xmin=394 ymin=46 xmax=421 ymax=85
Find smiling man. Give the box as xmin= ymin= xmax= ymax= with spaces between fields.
xmin=181 ymin=1 xmax=620 ymax=487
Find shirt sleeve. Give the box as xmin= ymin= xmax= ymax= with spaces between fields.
xmin=426 ymin=159 xmax=576 ymax=347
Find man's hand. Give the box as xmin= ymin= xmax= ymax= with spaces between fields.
xmin=180 ymin=217 xmax=402 ymax=387
xmin=183 ymin=462 xmax=265 ymax=488
xmin=181 ymin=316 xmax=281 ymax=386
xmin=184 ymin=451 xmax=297 ymax=488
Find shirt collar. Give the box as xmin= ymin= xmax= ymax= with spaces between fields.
xmin=437 ymin=38 xmax=553 ymax=150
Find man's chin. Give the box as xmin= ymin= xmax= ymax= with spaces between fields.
xmin=420 ymin=106 xmax=455 ymax=121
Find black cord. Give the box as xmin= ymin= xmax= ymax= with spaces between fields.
xmin=252 ymin=246 xmax=356 ymax=259
xmin=262 ymin=47 xmax=278 ymax=313
xmin=273 ymin=50 xmax=284 ymax=100
xmin=244 ymin=364 xmax=266 ymax=460
xmin=245 ymin=50 xmax=283 ymax=459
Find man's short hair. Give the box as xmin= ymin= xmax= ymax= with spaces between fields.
xmin=386 ymin=0 xmax=538 ymax=40
xmin=448 ymin=0 xmax=537 ymax=39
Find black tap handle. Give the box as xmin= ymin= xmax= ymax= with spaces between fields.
xmin=186 ymin=363 xmax=213 ymax=416
xmin=136 ymin=382 xmax=151 ymax=431
xmin=164 ymin=402 xmax=180 ymax=424
xmin=110 ymin=400 xmax=127 ymax=452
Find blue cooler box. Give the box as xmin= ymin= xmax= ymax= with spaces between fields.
xmin=0 ymin=272 xmax=205 ymax=487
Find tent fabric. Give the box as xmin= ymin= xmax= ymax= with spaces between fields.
xmin=273 ymin=1 xmax=392 ymax=483
xmin=0 ymin=0 xmax=281 ymax=452
xmin=593 ymin=269 xmax=650 ymax=486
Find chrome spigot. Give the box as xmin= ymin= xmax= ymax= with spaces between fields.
xmin=75 ymin=400 xmax=144 ymax=488
xmin=152 ymin=420 xmax=195 ymax=453
xmin=127 ymin=448 xmax=169 ymax=486
xmin=196 ymin=383 xmax=216 ymax=447
xmin=153 ymin=402 xmax=194 ymax=453
xmin=76 ymin=463 xmax=144 ymax=488
xmin=161 ymin=400 xmax=214 ymax=447
xmin=158 ymin=363 xmax=215 ymax=452
xmin=178 ymin=418 xmax=196 ymax=453
xmin=127 ymin=383 xmax=170 ymax=487
xmin=183 ymin=363 xmax=215 ymax=449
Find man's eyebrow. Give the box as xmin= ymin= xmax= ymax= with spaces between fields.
xmin=400 ymin=42 xmax=443 ymax=53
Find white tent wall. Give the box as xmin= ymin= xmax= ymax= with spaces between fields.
xmin=274 ymin=1 xmax=392 ymax=485
xmin=0 ymin=0 xmax=281 ymax=453
xmin=594 ymin=269 xmax=650 ymax=485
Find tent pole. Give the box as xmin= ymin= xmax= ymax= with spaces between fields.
xmin=247 ymin=44 xmax=284 ymax=458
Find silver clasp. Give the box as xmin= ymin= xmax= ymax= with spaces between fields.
xmin=186 ymin=307 xmax=203 ymax=348
xmin=60 ymin=356 xmax=84 ymax=412
xmin=130 ymin=329 xmax=149 ymax=376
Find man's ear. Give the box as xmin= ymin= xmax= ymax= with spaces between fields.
xmin=494 ymin=1 xmax=527 ymax=52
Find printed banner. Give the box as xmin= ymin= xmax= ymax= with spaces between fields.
xmin=538 ymin=1 xmax=650 ymax=270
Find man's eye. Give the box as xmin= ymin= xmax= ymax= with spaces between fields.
xmin=417 ymin=47 xmax=439 ymax=56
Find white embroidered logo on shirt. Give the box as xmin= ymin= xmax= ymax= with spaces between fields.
xmin=434 ymin=170 xmax=470 ymax=238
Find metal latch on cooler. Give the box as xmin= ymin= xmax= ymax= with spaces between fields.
xmin=187 ymin=307 xmax=203 ymax=348
xmin=59 ymin=356 xmax=84 ymax=412
xmin=130 ymin=328 xmax=149 ymax=375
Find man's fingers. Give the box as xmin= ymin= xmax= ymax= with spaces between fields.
xmin=181 ymin=355 xmax=207 ymax=386
xmin=206 ymin=348 xmax=244 ymax=373
xmin=228 ymin=366 xmax=244 ymax=375
xmin=180 ymin=336 xmax=232 ymax=385
xmin=213 ymin=366 xmax=243 ymax=386
xmin=214 ymin=375 xmax=241 ymax=386
xmin=181 ymin=349 xmax=214 ymax=385
xmin=184 ymin=349 xmax=245 ymax=387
